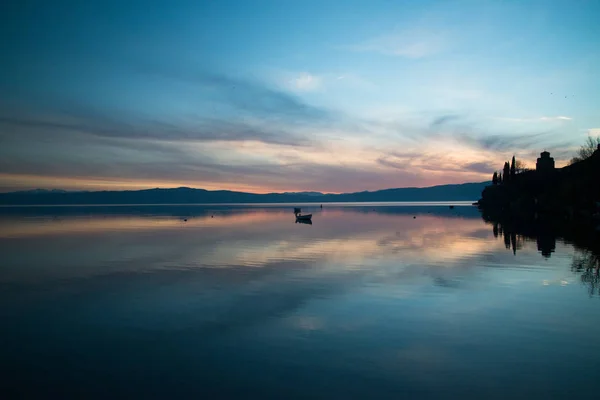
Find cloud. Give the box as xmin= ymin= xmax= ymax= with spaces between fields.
xmin=377 ymin=149 xmax=495 ymax=179
xmin=0 ymin=101 xmax=579 ymax=193
xmin=430 ymin=114 xmax=460 ymax=128
xmin=345 ymin=30 xmax=447 ymax=58
xmin=455 ymin=131 xmax=554 ymax=152
xmin=462 ymin=162 xmax=496 ymax=174
xmin=0 ymin=114 xmax=310 ymax=147
xmin=497 ymin=116 xmax=572 ymax=122
xmin=540 ymin=116 xmax=572 ymax=121
xmin=0 ymin=66 xmax=352 ymax=148
xmin=376 ymin=151 xmax=434 ymax=172
xmin=386 ymin=151 xmax=424 ymax=161
xmin=377 ymin=157 xmax=409 ymax=171
xmin=290 ymin=72 xmax=321 ymax=91
xmin=274 ymin=70 xmax=375 ymax=93
xmin=0 ymin=150 xmax=424 ymax=193
xmin=368 ymin=110 xmax=581 ymax=177
xmin=0 ymin=117 xmax=491 ymax=193
xmin=129 ymin=61 xmax=333 ymax=124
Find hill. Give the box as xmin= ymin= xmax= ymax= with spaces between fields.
xmin=478 ymin=147 xmax=600 ymax=221
xmin=0 ymin=182 xmax=489 ymax=205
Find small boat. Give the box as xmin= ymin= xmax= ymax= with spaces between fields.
xmin=296 ymin=218 xmax=312 ymax=225
xmin=295 ymin=213 xmax=312 ymax=221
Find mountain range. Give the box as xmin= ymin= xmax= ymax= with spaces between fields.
xmin=0 ymin=182 xmax=489 ymax=205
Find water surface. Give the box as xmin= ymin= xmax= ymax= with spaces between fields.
xmin=1 ymin=204 xmax=598 ymax=398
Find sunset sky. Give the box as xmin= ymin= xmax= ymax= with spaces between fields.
xmin=1 ymin=0 xmax=599 ymax=193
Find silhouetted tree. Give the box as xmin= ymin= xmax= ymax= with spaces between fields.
xmin=570 ymin=135 xmax=600 ymax=164
xmin=510 ymin=156 xmax=516 ymax=178
xmin=515 ymin=160 xmax=529 ymax=174
xmin=503 ymin=162 xmax=510 ymax=183
xmin=498 ymin=172 xmax=502 ymax=184
xmin=492 ymin=171 xmax=498 ymax=185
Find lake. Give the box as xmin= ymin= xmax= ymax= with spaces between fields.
xmin=1 ymin=203 xmax=599 ymax=398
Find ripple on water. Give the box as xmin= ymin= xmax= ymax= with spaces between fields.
xmin=0 ymin=204 xmax=599 ymax=398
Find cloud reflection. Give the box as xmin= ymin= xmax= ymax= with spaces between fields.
xmin=0 ymin=206 xmax=495 ymax=284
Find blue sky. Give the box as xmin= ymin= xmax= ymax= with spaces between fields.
xmin=0 ymin=0 xmax=598 ymax=192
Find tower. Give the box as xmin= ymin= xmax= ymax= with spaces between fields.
xmin=536 ymin=151 xmax=555 ymax=173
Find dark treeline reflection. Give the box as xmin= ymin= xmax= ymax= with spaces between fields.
xmin=483 ymin=212 xmax=600 ymax=296
xmin=572 ymin=250 xmax=600 ymax=297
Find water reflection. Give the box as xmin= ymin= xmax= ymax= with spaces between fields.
xmin=483 ymin=211 xmax=600 ymax=296
xmin=572 ymin=250 xmax=600 ymax=296
xmin=295 ymin=218 xmax=312 ymax=225
xmin=490 ymin=220 xmax=558 ymax=258
xmin=0 ymin=205 xmax=494 ymax=285
xmin=0 ymin=204 xmax=599 ymax=398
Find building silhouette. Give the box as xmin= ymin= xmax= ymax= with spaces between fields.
xmin=536 ymin=151 xmax=555 ymax=173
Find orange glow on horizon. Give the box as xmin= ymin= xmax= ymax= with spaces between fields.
xmin=0 ymin=171 xmax=491 ymax=194
xmin=0 ymin=173 xmax=293 ymax=194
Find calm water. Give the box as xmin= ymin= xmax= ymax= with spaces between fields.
xmin=1 ymin=203 xmax=599 ymax=399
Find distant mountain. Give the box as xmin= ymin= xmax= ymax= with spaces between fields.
xmin=0 ymin=182 xmax=490 ymax=205
xmin=281 ymin=191 xmax=325 ymax=196
xmin=12 ymin=189 xmax=73 ymax=194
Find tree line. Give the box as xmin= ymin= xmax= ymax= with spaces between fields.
xmin=570 ymin=136 xmax=600 ymax=164
xmin=491 ymin=155 xmax=528 ymax=185
xmin=491 ymin=135 xmax=600 ymax=185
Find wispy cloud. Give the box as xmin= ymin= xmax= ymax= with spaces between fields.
xmin=456 ymin=131 xmax=553 ymax=152
xmin=0 ymin=114 xmax=310 ymax=147
xmin=0 ymin=99 xmax=580 ymax=193
xmin=376 ymin=150 xmax=496 ymax=184
xmin=430 ymin=114 xmax=460 ymax=128
xmin=344 ymin=30 xmax=448 ymax=58
xmin=273 ymin=70 xmax=375 ymax=93
xmin=0 ymin=65 xmax=356 ymax=148
xmin=290 ymin=72 xmax=321 ymax=91
xmin=462 ymin=162 xmax=496 ymax=174
xmin=540 ymin=116 xmax=572 ymax=121
xmin=370 ymin=111 xmax=580 ymax=169
xmin=496 ymin=116 xmax=572 ymax=122
xmin=130 ymin=61 xmax=333 ymax=124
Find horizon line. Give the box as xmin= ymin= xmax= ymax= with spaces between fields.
xmin=0 ymin=180 xmax=491 ymax=195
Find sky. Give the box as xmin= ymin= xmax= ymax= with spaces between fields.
xmin=0 ymin=0 xmax=599 ymax=193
